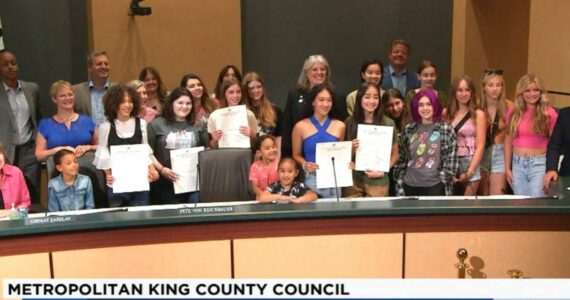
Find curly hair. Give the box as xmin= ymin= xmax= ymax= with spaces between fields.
xmin=103 ymin=85 xmax=140 ymax=121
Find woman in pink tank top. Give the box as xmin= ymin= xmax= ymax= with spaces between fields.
xmin=448 ymin=75 xmax=486 ymax=196
xmin=504 ymin=74 xmax=558 ymax=197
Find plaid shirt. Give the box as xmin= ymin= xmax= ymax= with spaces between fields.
xmin=393 ymin=121 xmax=458 ymax=196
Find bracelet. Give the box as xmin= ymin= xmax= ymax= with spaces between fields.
xmin=158 ymin=166 xmax=164 ymax=173
xmin=302 ymin=161 xmax=307 ymax=170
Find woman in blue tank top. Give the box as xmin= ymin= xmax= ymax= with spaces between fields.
xmin=292 ymin=83 xmax=346 ymax=198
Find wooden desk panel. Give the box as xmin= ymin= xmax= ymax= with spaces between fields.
xmin=405 ymin=231 xmax=570 ymax=278
xmin=0 ymin=253 xmax=51 ymax=298
xmin=52 ymin=241 xmax=231 ymax=278
xmin=234 ymin=233 xmax=403 ymax=278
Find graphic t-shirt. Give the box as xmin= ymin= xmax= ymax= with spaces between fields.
xmin=403 ymin=123 xmax=442 ymax=187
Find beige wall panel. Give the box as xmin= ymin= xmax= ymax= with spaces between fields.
xmin=451 ymin=0 xmax=467 ymax=77
xmin=528 ymin=0 xmax=570 ymax=94
xmin=88 ymin=0 xmax=242 ymax=92
xmin=234 ymin=234 xmax=403 ymax=278
xmin=0 ymin=252 xmax=51 ymax=277
xmin=406 ymin=231 xmax=570 ymax=278
xmin=0 ymin=253 xmax=51 ymax=297
xmin=52 ymin=241 xmax=231 ymax=278
xmin=548 ymin=93 xmax=570 ymax=109
xmin=452 ymin=0 xmax=529 ymax=98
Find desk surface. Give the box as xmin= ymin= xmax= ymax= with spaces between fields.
xmin=1 ymin=176 xmax=570 ymax=239
xmin=2 ymin=196 xmax=570 ymax=238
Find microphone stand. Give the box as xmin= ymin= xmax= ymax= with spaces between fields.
xmin=194 ymin=163 xmax=200 ymax=208
xmin=331 ymin=157 xmax=340 ymax=203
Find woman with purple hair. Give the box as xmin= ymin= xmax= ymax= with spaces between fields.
xmin=393 ymin=89 xmax=458 ymax=196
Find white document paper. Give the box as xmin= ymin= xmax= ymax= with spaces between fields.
xmin=355 ymin=124 xmax=394 ymax=172
xmin=215 ymin=105 xmax=250 ymax=148
xmin=316 ymin=141 xmax=353 ymax=189
xmin=110 ymin=144 xmax=150 ymax=193
xmin=170 ymin=146 xmax=204 ymax=194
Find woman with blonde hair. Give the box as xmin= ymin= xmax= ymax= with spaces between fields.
xmin=35 ymin=80 xmax=98 ymax=162
xmin=478 ymin=69 xmax=513 ymax=195
xmin=505 ymin=74 xmax=558 ymax=197
xmin=242 ymin=72 xmax=282 ymax=137
xmin=447 ymin=75 xmax=486 ymax=196
xmin=126 ymin=80 xmax=157 ymax=124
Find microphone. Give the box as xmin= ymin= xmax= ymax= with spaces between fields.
xmin=194 ymin=162 xmax=200 ymax=207
xmin=331 ymin=156 xmax=340 ymax=202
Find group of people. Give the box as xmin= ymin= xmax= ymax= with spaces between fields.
xmin=1 ymin=38 xmax=568 ymax=213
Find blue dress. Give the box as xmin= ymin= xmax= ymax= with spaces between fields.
xmin=38 ymin=114 xmax=95 ymax=149
xmin=302 ymin=115 xmax=340 ymax=199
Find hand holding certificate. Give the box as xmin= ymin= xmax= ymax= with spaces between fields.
xmin=355 ymin=124 xmax=394 ymax=172
xmin=316 ymin=141 xmax=353 ymax=189
xmin=110 ymin=144 xmax=150 ymax=193
xmin=214 ymin=105 xmax=250 ymax=148
xmin=170 ymin=146 xmax=204 ymax=194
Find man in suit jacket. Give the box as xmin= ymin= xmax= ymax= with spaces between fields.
xmin=0 ymin=50 xmax=42 ymax=205
xmin=380 ymin=39 xmax=420 ymax=96
xmin=544 ymin=106 xmax=570 ymax=193
xmin=74 ymin=50 xmax=114 ymax=126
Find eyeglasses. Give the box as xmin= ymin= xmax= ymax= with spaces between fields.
xmin=483 ymin=69 xmax=503 ymax=76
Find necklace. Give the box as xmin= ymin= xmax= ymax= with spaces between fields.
xmin=58 ymin=113 xmax=75 ymax=122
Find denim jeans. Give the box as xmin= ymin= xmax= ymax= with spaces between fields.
xmin=304 ymin=171 xmax=341 ymax=199
xmin=107 ymin=188 xmax=150 ymax=207
xmin=512 ymin=154 xmax=546 ymax=197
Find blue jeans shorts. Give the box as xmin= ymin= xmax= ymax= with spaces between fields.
xmin=480 ymin=144 xmax=506 ymax=173
xmin=511 ymin=153 xmax=546 ymax=198
xmin=457 ymin=155 xmax=481 ymax=182
xmin=305 ymin=171 xmax=341 ymax=199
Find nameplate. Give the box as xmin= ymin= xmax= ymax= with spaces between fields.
xmin=179 ymin=206 xmax=235 ymax=215
xmin=24 ymin=216 xmax=75 ymax=226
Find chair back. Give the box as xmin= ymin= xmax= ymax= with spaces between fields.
xmin=198 ymin=148 xmax=253 ymax=202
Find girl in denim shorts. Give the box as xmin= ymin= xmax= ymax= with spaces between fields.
xmin=448 ymin=75 xmax=487 ymax=196
xmin=479 ymin=70 xmax=513 ymax=195
xmin=505 ymin=74 xmax=558 ymax=198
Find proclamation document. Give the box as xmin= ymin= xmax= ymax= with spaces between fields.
xmin=170 ymin=146 xmax=204 ymax=194
xmin=355 ymin=124 xmax=394 ymax=172
xmin=110 ymin=144 xmax=150 ymax=193
xmin=214 ymin=105 xmax=250 ymax=148
xmin=316 ymin=141 xmax=353 ymax=189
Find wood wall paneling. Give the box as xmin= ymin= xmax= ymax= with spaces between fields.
xmin=233 ymin=233 xmax=403 ymax=278
xmin=528 ymin=0 xmax=570 ymax=107
xmin=405 ymin=231 xmax=570 ymax=278
xmin=87 ymin=0 xmax=242 ymax=93
xmin=51 ymin=241 xmax=232 ymax=278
